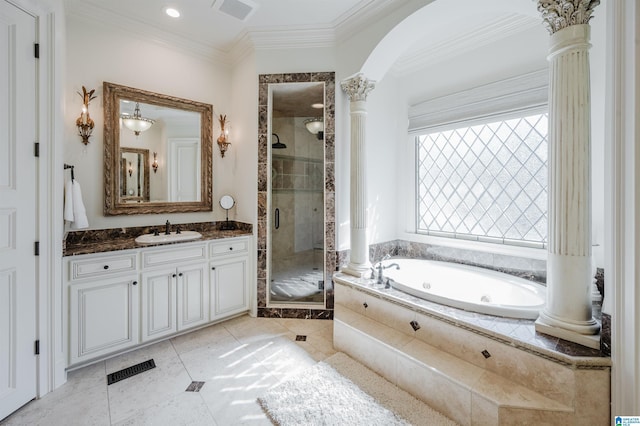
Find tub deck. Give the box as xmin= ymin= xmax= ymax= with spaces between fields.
xmin=333 ymin=273 xmax=610 ymax=425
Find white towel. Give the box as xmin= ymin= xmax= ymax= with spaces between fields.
xmin=64 ymin=180 xmax=89 ymax=229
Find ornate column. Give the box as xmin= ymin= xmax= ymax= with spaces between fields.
xmin=340 ymin=73 xmax=376 ymax=277
xmin=534 ymin=0 xmax=601 ymax=348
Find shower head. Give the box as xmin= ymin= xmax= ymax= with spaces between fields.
xmin=271 ymin=133 xmax=287 ymax=149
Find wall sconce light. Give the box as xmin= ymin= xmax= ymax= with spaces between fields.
xmin=304 ymin=117 xmax=324 ymax=140
xmin=76 ymin=86 xmax=97 ymax=145
xmin=128 ymin=161 xmax=133 ymax=177
xmin=217 ymin=114 xmax=231 ymax=158
xmin=152 ymin=152 xmax=159 ymax=173
xmin=121 ymin=102 xmax=154 ymax=136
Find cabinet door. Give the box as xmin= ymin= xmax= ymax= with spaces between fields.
xmin=69 ymin=275 xmax=139 ymax=365
xmin=210 ymin=257 xmax=248 ymax=319
xmin=141 ymin=268 xmax=177 ymax=342
xmin=177 ymin=263 xmax=209 ymax=331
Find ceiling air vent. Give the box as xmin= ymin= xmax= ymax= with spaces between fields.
xmin=212 ymin=0 xmax=258 ymax=21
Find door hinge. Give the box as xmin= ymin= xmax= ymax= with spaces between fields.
xmin=34 ymin=241 xmax=39 ymax=256
xmin=35 ymin=340 xmax=40 ymax=355
xmin=34 ymin=43 xmax=39 ymax=59
xmin=34 ymin=142 xmax=39 ymax=157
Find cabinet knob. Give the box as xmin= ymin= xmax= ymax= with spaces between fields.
xmin=211 ymin=267 xmax=216 ymax=270
xmin=103 ymin=265 xmax=109 ymax=270
xmin=172 ymin=274 xmax=177 ymax=278
xmin=178 ymin=272 xmax=183 ymax=277
xmin=132 ymin=281 xmax=137 ymax=286
xmin=229 ymin=247 xmax=233 ymax=251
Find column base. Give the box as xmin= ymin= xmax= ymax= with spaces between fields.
xmin=535 ymin=311 xmax=601 ymax=349
xmin=342 ymin=262 xmax=371 ymax=278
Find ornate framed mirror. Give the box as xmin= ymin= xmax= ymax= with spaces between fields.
xmin=103 ymin=81 xmax=213 ymax=215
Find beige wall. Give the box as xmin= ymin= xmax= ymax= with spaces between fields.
xmin=64 ymin=16 xmax=235 ymax=230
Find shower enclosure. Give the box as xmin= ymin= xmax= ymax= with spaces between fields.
xmin=268 ymin=82 xmax=325 ymax=305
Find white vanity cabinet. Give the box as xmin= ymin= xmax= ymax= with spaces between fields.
xmin=209 ymin=238 xmax=250 ymax=320
xmin=65 ymin=235 xmax=252 ymax=367
xmin=140 ymin=263 xmax=210 ymax=342
xmin=67 ymin=251 xmax=140 ymax=366
xmin=140 ymin=243 xmax=210 ymax=342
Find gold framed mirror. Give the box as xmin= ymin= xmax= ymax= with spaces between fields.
xmin=103 ymin=81 xmax=213 ymax=215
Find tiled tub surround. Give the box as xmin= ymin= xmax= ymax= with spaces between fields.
xmin=333 ymin=275 xmax=610 ymax=425
xmin=257 ymin=72 xmax=336 ymax=320
xmin=64 ymin=221 xmax=252 ymax=256
xmin=338 ymin=239 xmax=548 ymax=284
xmin=337 ymin=239 xmax=609 ymax=351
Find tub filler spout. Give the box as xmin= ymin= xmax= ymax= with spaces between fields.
xmin=371 ymin=257 xmax=400 ymax=286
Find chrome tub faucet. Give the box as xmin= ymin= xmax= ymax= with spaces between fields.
xmin=371 ymin=254 xmax=400 ymax=287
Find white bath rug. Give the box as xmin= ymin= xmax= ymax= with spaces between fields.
xmin=257 ymin=352 xmax=458 ymax=426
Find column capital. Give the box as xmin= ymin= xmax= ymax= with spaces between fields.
xmin=537 ymin=0 xmax=599 ymax=34
xmin=341 ymin=73 xmax=376 ymax=102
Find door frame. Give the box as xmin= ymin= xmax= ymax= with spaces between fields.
xmin=6 ymin=0 xmax=66 ymax=398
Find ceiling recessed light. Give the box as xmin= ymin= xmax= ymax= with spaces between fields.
xmin=311 ymin=103 xmax=324 ymax=109
xmin=165 ymin=7 xmax=181 ymax=18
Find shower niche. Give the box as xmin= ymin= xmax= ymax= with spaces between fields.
xmin=257 ymin=72 xmax=336 ymax=312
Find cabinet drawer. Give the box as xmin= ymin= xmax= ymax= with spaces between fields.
xmin=142 ymin=243 xmax=207 ymax=268
xmin=70 ymin=253 xmax=137 ymax=281
xmin=209 ymin=238 xmax=248 ymax=256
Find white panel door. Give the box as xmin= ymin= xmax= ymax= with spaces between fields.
xmin=169 ymin=138 xmax=200 ymax=202
xmin=0 ymin=1 xmax=37 ymax=420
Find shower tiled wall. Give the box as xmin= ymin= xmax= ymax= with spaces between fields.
xmin=272 ymin=156 xmax=324 ymax=191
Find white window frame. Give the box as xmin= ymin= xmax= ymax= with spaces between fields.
xmin=404 ymin=70 xmax=549 ymax=258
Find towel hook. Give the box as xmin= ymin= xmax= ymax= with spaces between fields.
xmin=64 ymin=163 xmax=75 ymax=182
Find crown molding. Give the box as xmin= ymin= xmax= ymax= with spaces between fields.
xmin=64 ymin=0 xmax=231 ymax=66
xmin=391 ymin=13 xmax=541 ymax=76
xmin=246 ymin=25 xmax=336 ymax=50
xmin=63 ymin=0 xmax=418 ymax=68
xmin=230 ymin=0 xmax=396 ymax=59
xmin=333 ymin=0 xmax=406 ymax=43
xmin=227 ymin=25 xmax=336 ymax=67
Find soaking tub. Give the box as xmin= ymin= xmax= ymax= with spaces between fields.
xmin=380 ymin=258 xmax=545 ymax=319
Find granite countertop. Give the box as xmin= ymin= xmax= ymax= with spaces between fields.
xmin=64 ymin=221 xmax=252 ymax=256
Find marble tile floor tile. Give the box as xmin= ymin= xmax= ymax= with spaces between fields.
xmin=1 ymin=316 xmax=337 ymax=426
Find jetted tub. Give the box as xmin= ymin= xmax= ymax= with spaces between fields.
xmin=380 ymin=258 xmax=546 ymax=320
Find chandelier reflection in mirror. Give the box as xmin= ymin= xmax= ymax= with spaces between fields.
xmin=121 ymin=102 xmax=154 ymax=136
xmin=304 ymin=117 xmax=324 ymax=140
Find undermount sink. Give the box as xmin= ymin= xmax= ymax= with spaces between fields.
xmin=135 ymin=230 xmax=202 ymax=245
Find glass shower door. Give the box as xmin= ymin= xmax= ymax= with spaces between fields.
xmin=270 ymin=154 xmax=324 ymax=304
xmin=267 ymin=81 xmax=326 ymax=306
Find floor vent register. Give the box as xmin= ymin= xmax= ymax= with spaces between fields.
xmin=107 ymin=359 xmax=156 ymax=385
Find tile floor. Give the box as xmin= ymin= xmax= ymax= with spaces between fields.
xmin=1 ymin=316 xmax=336 ymax=426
